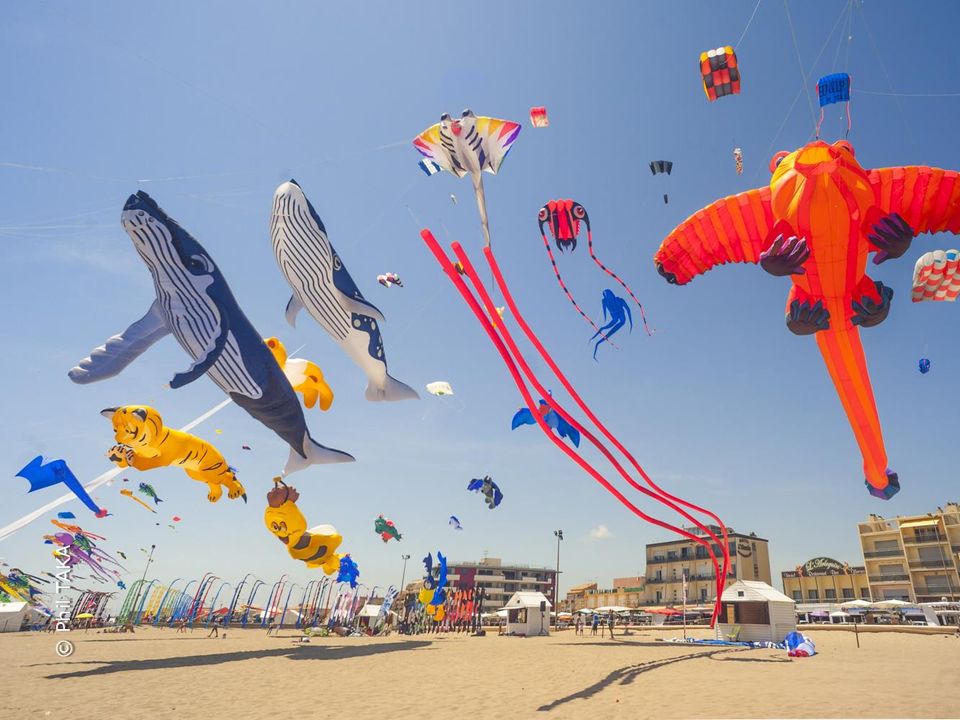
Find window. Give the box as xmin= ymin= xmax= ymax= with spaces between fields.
xmin=807 ymin=590 xmax=819 ymax=601
xmin=825 ymin=589 xmax=837 ymax=600
xmin=792 ymin=590 xmax=802 ymax=601
xmin=700 ymin=588 xmax=707 ymax=601
xmin=842 ymin=588 xmax=854 ymax=599
xmin=860 ymin=588 xmax=870 ymax=599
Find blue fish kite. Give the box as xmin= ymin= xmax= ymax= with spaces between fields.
xmin=448 ymin=515 xmax=463 ymax=531
xmin=467 ymin=476 xmax=503 ymax=509
xmin=117 ymin=581 xmax=126 ymax=590
xmin=57 ymin=512 xmax=77 ymax=520
xmin=68 ymin=191 xmax=354 ymax=476
xmin=137 ymin=482 xmax=163 ymax=505
xmin=919 ymin=358 xmax=931 ymax=374
xmin=591 ymin=289 xmax=632 ymax=360
xmin=511 ymin=399 xmax=581 ymax=447
xmin=336 ymin=555 xmax=360 ymax=588
xmin=16 ymin=457 xmax=107 ymax=518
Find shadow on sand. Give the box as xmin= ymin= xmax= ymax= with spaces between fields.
xmin=41 ymin=641 xmax=433 ymax=679
xmin=537 ymin=648 xmax=736 ymax=712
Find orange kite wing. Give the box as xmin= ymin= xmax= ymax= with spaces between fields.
xmin=654 ymin=188 xmax=775 ymax=285
xmin=869 ymin=166 xmax=960 ymax=236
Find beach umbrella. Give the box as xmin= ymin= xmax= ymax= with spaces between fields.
xmin=874 ymin=599 xmax=912 ymax=609
xmin=840 ymin=599 xmax=873 ymax=609
xmin=75 ymin=612 xmax=94 ymax=619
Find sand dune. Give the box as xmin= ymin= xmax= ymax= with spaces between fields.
xmin=1 ymin=627 xmax=957 ymax=719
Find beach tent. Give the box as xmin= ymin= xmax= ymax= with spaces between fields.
xmin=829 ymin=610 xmax=852 ymax=624
xmin=501 ymin=591 xmax=551 ymax=636
xmin=0 ymin=602 xmax=41 ymax=632
xmin=840 ymin=599 xmax=873 ymax=610
xmin=717 ymin=580 xmax=796 ymax=643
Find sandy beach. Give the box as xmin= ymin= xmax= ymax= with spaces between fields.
xmin=1 ymin=627 xmax=957 ymax=719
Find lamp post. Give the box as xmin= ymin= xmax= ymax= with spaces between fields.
xmin=400 ymin=554 xmax=411 ymax=593
xmin=553 ymin=530 xmax=563 ymax=630
xmin=130 ymin=544 xmax=155 ymax=624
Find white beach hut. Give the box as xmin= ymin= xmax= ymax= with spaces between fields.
xmin=0 ymin=602 xmax=40 ymax=632
xmin=716 ymin=580 xmax=796 ymax=643
xmin=501 ymin=591 xmax=551 ymax=636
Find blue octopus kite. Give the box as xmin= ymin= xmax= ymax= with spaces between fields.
xmin=592 ymin=289 xmax=632 ymax=359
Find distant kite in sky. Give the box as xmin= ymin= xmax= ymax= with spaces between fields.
xmin=448 ymin=516 xmax=463 ymax=531
xmin=512 ymin=398 xmax=581 ymax=447
xmin=592 ymin=290 xmax=632 ymax=360
xmin=426 ymin=381 xmax=454 ymax=396
xmin=16 ymin=457 xmax=107 ymax=518
xmin=538 ymin=199 xmax=653 ymax=343
xmin=264 ymin=480 xmax=343 ymax=574
xmin=650 ymin=161 xmax=673 ymax=204
xmin=700 ymin=46 xmax=740 ymax=101
xmin=816 ymin=72 xmax=852 ymax=138
xmin=374 ymin=514 xmax=402 ymax=543
xmin=57 ymin=512 xmax=76 ymax=520
xmin=734 ymin=147 xmax=744 ymax=175
xmin=413 ymin=109 xmax=521 ymax=249
xmin=919 ymin=358 xmax=931 ymax=374
xmin=529 ymin=107 xmax=549 ymax=128
xmin=137 ymin=482 xmax=162 ymax=505
xmin=467 ymin=476 xmax=503 ymax=509
xmin=120 ymin=489 xmax=155 ymax=513
xmin=655 ymin=139 xmax=960 ymax=499
xmin=336 ymin=555 xmax=360 ymax=588
xmin=912 ymin=249 xmax=960 ymax=302
xmin=377 ymin=273 xmax=403 ymax=288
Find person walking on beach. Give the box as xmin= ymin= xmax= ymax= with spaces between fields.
xmin=607 ymin=613 xmax=615 ymax=640
xmin=575 ymin=615 xmax=583 ymax=636
xmin=208 ymin=617 xmax=220 ymax=638
xmin=590 ymin=613 xmax=599 ymax=636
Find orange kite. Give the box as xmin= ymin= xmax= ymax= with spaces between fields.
xmin=655 ymin=140 xmax=960 ymax=499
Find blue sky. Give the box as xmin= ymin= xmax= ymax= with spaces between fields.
xmin=2 ymin=1 xmax=959 ymax=608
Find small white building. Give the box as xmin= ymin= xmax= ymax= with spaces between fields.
xmin=0 ymin=602 xmax=44 ymax=633
xmin=502 ymin=591 xmax=551 ymax=636
xmin=716 ymin=580 xmax=796 ymax=643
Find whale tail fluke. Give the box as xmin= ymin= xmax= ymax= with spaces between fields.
xmin=365 ymin=374 xmax=420 ymax=402
xmin=283 ymin=432 xmax=355 ymax=476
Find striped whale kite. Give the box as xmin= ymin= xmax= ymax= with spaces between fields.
xmin=68 ymin=191 xmax=354 ymax=476
xmin=655 ymin=140 xmax=960 ymax=499
xmin=271 ymin=180 xmax=418 ymax=402
xmin=413 ymin=109 xmax=521 ymax=250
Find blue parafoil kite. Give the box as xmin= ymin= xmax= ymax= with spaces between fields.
xmin=16 ymin=458 xmax=107 ymax=518
xmin=816 ymin=72 xmax=851 ymax=137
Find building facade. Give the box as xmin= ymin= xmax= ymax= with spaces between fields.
xmin=561 ymin=578 xmax=645 ymax=612
xmin=781 ymin=557 xmax=871 ymax=603
xmin=446 ymin=557 xmax=556 ymax=612
xmin=644 ymin=526 xmax=771 ymax=606
xmin=857 ymin=502 xmax=960 ymax=603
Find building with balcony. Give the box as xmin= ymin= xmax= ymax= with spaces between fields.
xmin=781 ymin=557 xmax=871 ymax=603
xmin=644 ymin=526 xmax=771 ymax=607
xmin=446 ymin=557 xmax=556 ymax=612
xmin=857 ymin=502 xmax=960 ymax=603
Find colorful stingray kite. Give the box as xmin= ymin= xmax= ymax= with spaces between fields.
xmin=912 ymin=249 xmax=960 ymax=302
xmin=419 ymin=229 xmax=731 ymax=627
xmin=413 ymin=109 xmax=521 ymax=249
xmin=538 ymin=199 xmax=653 ymax=339
xmin=700 ymin=46 xmax=740 ymax=101
xmin=654 ymin=140 xmax=960 ymax=499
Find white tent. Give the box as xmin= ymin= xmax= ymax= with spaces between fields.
xmin=716 ymin=580 xmax=796 ymax=643
xmin=501 ymin=591 xmax=551 ymax=636
xmin=840 ymin=599 xmax=873 ymax=610
xmin=0 ymin=602 xmax=42 ymax=633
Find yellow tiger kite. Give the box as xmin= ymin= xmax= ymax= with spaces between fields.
xmin=102 ymin=405 xmax=246 ymax=503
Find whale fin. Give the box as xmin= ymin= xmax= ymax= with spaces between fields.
xmin=342 ymin=294 xmax=386 ymax=324
xmin=283 ymin=432 xmax=355 ymax=475
xmin=285 ymin=294 xmax=304 ymax=328
xmin=69 ymin=300 xmax=170 ymax=384
xmin=169 ymin=313 xmax=231 ymax=389
xmin=365 ymin=373 xmax=420 ymax=402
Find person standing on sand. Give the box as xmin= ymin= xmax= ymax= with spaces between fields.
xmin=607 ymin=613 xmax=615 ymax=639
xmin=591 ymin=613 xmax=599 ymax=636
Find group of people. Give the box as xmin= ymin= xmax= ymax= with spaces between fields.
xmin=573 ymin=612 xmax=617 ymax=639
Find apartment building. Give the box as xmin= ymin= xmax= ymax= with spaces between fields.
xmin=446 ymin=557 xmax=557 ymax=612
xmin=857 ymin=502 xmax=960 ymax=603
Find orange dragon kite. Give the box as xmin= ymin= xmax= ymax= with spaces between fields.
xmin=655 ymin=140 xmax=960 ymax=499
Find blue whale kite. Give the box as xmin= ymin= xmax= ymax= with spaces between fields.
xmin=67 ymin=191 xmax=354 ymax=475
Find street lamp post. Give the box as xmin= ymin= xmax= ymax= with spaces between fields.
xmin=400 ymin=554 xmax=411 ymax=593
xmin=130 ymin=544 xmax=156 ymax=624
xmin=553 ymin=530 xmax=563 ymax=630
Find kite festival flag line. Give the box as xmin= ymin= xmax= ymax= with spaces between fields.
xmin=0 ymin=398 xmax=232 ymax=542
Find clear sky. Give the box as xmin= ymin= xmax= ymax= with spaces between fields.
xmin=2 ymin=1 xmax=959 ymax=609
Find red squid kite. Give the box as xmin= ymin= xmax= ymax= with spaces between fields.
xmin=654 ymin=140 xmax=960 ymax=499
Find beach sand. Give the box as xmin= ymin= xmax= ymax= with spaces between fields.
xmin=1 ymin=627 xmax=957 ymax=719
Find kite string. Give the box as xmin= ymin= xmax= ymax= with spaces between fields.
xmin=783 ymin=0 xmax=819 ymax=134
xmin=735 ymin=0 xmax=763 ymax=50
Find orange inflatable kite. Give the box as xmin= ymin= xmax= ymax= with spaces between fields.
xmin=655 ymin=140 xmax=960 ymax=499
